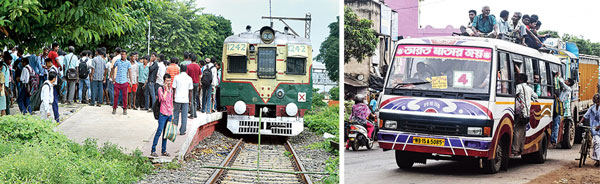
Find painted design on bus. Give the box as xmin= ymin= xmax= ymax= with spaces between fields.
xmin=380 ymin=96 xmax=492 ymax=119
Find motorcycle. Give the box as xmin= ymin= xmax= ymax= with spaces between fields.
xmin=347 ymin=120 xmax=375 ymax=151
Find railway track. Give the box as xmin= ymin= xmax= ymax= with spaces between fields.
xmin=205 ymin=138 xmax=312 ymax=184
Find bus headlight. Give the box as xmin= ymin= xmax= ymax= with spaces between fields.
xmin=286 ymin=103 xmax=298 ymax=116
xmin=467 ymin=127 xmax=483 ymax=136
xmin=234 ymin=101 xmax=246 ymax=115
xmin=385 ymin=120 xmax=397 ymax=129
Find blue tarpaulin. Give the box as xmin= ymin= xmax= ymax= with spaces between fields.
xmin=566 ymin=42 xmax=579 ymax=58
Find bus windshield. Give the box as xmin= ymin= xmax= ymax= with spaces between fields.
xmin=386 ymin=45 xmax=493 ymax=94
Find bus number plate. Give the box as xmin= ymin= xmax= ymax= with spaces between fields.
xmin=412 ymin=137 xmax=445 ymax=146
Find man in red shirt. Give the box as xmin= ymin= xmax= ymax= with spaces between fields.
xmin=48 ymin=42 xmax=60 ymax=69
xmin=186 ymin=54 xmax=201 ymax=119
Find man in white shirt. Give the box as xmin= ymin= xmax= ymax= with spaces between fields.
xmin=18 ymin=58 xmax=34 ymax=114
xmin=513 ymin=73 xmax=538 ymax=155
xmin=497 ymin=10 xmax=513 ymax=39
xmin=210 ymin=57 xmax=218 ymax=112
xmin=40 ymin=72 xmax=56 ymax=120
xmin=155 ymin=54 xmax=167 ymax=98
xmin=45 ymin=58 xmax=60 ymax=122
xmin=172 ymin=65 xmax=193 ymax=135
xmin=78 ymin=51 xmax=91 ymax=104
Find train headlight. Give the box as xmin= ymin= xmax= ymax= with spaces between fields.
xmin=385 ymin=120 xmax=397 ymax=129
xmin=234 ymin=101 xmax=246 ymax=115
xmin=286 ymin=103 xmax=298 ymax=116
xmin=276 ymin=89 xmax=285 ymax=98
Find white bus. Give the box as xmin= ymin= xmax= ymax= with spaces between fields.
xmin=377 ymin=36 xmax=563 ymax=173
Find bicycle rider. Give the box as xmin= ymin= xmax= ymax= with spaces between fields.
xmin=578 ymin=93 xmax=600 ymax=167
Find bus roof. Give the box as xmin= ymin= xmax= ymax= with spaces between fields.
xmin=396 ymin=36 xmax=561 ymax=64
xmin=224 ymin=31 xmax=311 ymax=45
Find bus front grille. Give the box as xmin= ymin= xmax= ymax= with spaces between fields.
xmin=399 ymin=121 xmax=462 ymax=136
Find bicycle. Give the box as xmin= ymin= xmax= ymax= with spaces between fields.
xmin=577 ymin=123 xmax=593 ymax=168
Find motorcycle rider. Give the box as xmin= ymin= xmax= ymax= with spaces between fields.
xmin=346 ymin=94 xmax=374 ymax=149
xmin=351 ymin=94 xmax=374 ymax=136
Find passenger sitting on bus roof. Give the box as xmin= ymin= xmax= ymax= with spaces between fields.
xmin=471 ymin=6 xmax=498 ymax=37
xmin=413 ymin=62 xmax=433 ymax=81
xmin=524 ymin=17 xmax=544 ymax=49
xmin=513 ymin=73 xmax=537 ymax=155
xmin=534 ymin=21 xmax=550 ymax=43
xmin=509 ymin=12 xmax=527 ymax=43
xmin=460 ymin=10 xmax=477 ymax=36
xmin=496 ymin=10 xmax=513 ymax=39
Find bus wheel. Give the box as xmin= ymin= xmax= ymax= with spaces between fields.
xmin=483 ymin=141 xmax=503 ymax=174
xmin=529 ymin=133 xmax=548 ymax=164
xmin=395 ymin=151 xmax=415 ymax=169
xmin=561 ymin=119 xmax=575 ymax=149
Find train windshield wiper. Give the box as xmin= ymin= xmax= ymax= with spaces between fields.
xmin=393 ymin=81 xmax=431 ymax=89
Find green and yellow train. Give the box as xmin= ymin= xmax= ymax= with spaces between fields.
xmin=219 ymin=26 xmax=313 ymax=136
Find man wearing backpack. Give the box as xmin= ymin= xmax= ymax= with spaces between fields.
xmin=78 ymin=51 xmax=91 ymax=104
xmin=64 ymin=46 xmax=79 ymax=105
xmin=45 ymin=58 xmax=60 ymax=122
xmin=513 ymin=73 xmax=537 ymax=155
xmin=39 ymin=72 xmax=56 ymax=120
xmin=201 ymin=58 xmax=216 ymax=113
xmin=18 ymin=58 xmax=34 ymax=114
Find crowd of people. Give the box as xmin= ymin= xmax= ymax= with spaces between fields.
xmin=459 ymin=6 xmax=550 ymax=50
xmin=0 ymin=44 xmax=221 ymax=122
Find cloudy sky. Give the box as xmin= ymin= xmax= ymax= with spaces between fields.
xmin=418 ymin=0 xmax=600 ymax=42
xmin=196 ymin=0 xmax=339 ymax=62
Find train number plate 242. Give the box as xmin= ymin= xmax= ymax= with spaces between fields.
xmin=412 ymin=137 xmax=445 ymax=146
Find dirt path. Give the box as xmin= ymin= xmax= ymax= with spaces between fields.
xmin=528 ymin=160 xmax=600 ymax=184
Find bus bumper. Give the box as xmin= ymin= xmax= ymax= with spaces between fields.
xmin=377 ymin=130 xmax=491 ymax=157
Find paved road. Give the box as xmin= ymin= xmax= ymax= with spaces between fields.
xmin=345 ymin=142 xmax=581 ymax=184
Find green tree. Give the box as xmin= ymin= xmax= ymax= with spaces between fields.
xmin=316 ymin=17 xmax=339 ymax=82
xmin=344 ymin=6 xmax=378 ymax=63
xmin=329 ymin=86 xmax=339 ymax=101
xmin=199 ymin=14 xmax=234 ymax=63
xmin=538 ymin=30 xmax=559 ymax=38
xmin=0 ymin=0 xmax=138 ymax=52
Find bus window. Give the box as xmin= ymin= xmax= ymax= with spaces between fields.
xmin=512 ymin=54 xmax=524 ymax=74
xmin=550 ymin=63 xmax=561 ymax=95
xmin=539 ymin=61 xmax=551 ymax=97
xmin=524 ymin=57 xmax=534 ymax=84
xmin=497 ymin=52 xmax=513 ymax=95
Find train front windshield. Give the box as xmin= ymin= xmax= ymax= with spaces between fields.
xmin=386 ymin=45 xmax=493 ymax=94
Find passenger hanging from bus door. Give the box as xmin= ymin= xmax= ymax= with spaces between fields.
xmin=513 ymin=73 xmax=538 ymax=155
xmin=550 ymin=70 xmax=574 ymax=147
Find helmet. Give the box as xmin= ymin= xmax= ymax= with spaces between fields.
xmin=354 ymin=94 xmax=365 ymax=103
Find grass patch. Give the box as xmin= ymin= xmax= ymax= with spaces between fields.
xmin=321 ymin=157 xmax=339 ymax=184
xmin=305 ymin=105 xmax=339 ymax=137
xmin=0 ymin=114 xmax=154 ymax=183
